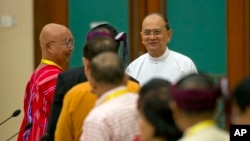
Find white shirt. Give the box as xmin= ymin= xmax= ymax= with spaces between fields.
xmin=80 ymin=86 xmax=139 ymax=141
xmin=126 ymin=48 xmax=197 ymax=85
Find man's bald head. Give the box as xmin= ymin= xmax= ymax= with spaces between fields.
xmin=38 ymin=23 xmax=74 ymax=70
xmin=90 ymin=52 xmax=125 ymax=85
xmin=39 ymin=23 xmax=71 ymax=48
xmin=142 ymin=13 xmax=170 ymax=30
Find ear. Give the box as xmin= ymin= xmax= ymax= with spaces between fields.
xmin=83 ymin=58 xmax=90 ymax=71
xmin=46 ymin=42 xmax=53 ymax=53
xmin=140 ymin=31 xmax=146 ymax=45
xmin=167 ymin=29 xmax=173 ymax=43
xmin=83 ymin=57 xmax=91 ymax=80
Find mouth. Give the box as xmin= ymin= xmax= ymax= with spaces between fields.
xmin=148 ymin=42 xmax=158 ymax=47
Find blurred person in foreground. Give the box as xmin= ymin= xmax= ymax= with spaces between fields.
xmin=135 ymin=78 xmax=182 ymax=141
xmin=231 ymin=77 xmax=250 ymax=125
xmin=80 ymin=52 xmax=139 ymax=141
xmin=169 ymin=73 xmax=229 ymax=141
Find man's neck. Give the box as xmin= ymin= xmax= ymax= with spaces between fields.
xmin=97 ymin=84 xmax=124 ymax=97
xmin=148 ymin=47 xmax=167 ymax=58
xmin=181 ymin=114 xmax=214 ymax=131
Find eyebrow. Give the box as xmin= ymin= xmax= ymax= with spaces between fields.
xmin=142 ymin=28 xmax=162 ymax=31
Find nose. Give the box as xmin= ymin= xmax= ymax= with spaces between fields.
xmin=69 ymin=45 xmax=74 ymax=51
xmin=148 ymin=33 xmax=157 ymax=39
xmin=67 ymin=43 xmax=74 ymax=51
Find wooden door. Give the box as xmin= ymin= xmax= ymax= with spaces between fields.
xmin=227 ymin=0 xmax=250 ymax=90
xmin=33 ymin=0 xmax=68 ymax=68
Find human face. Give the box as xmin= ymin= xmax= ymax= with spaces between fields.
xmin=141 ymin=14 xmax=172 ymax=57
xmin=49 ymin=31 xmax=74 ymax=68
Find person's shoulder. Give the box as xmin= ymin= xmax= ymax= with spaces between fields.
xmin=65 ymin=82 xmax=91 ymax=98
xmin=169 ymin=50 xmax=191 ymax=59
xmin=104 ymin=93 xmax=138 ymax=114
xmin=60 ymin=66 xmax=84 ymax=76
xmin=169 ymin=49 xmax=194 ymax=62
xmin=123 ymin=92 xmax=139 ymax=100
xmin=63 ymin=81 xmax=96 ymax=108
xmin=35 ymin=66 xmax=62 ymax=85
xmin=185 ymin=125 xmax=229 ymax=141
xmin=85 ymin=104 xmax=109 ymax=123
xmin=127 ymin=80 xmax=141 ymax=93
xmin=88 ymin=94 xmax=137 ymax=123
xmin=58 ymin=66 xmax=87 ymax=85
xmin=37 ymin=65 xmax=62 ymax=76
xmin=126 ymin=53 xmax=148 ymax=75
xmin=110 ymin=91 xmax=138 ymax=104
xmin=213 ymin=126 xmax=229 ymax=136
xmin=128 ymin=53 xmax=148 ymax=65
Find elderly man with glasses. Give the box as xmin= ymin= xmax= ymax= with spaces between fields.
xmin=17 ymin=23 xmax=74 ymax=141
xmin=126 ymin=13 xmax=197 ymax=85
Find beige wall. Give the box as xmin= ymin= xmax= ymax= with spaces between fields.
xmin=0 ymin=0 xmax=33 ymax=140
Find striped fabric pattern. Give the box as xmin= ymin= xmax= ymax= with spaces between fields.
xmin=17 ymin=65 xmax=62 ymax=141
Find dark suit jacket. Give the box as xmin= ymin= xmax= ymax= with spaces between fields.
xmin=44 ymin=66 xmax=139 ymax=141
xmin=45 ymin=66 xmax=87 ymax=141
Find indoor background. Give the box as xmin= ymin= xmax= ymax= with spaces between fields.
xmin=0 ymin=0 xmax=249 ymax=140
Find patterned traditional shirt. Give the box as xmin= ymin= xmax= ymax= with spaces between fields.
xmin=17 ymin=65 xmax=62 ymax=141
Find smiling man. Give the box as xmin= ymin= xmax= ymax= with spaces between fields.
xmin=17 ymin=23 xmax=74 ymax=141
xmin=126 ymin=13 xmax=197 ymax=85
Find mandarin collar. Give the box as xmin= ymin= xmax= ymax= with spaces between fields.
xmin=147 ymin=47 xmax=169 ymax=62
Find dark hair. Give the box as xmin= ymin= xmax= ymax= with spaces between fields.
xmin=90 ymin=52 xmax=125 ymax=84
xmin=175 ymin=73 xmax=215 ymax=89
xmin=138 ymin=78 xmax=182 ymax=141
xmin=83 ymin=36 xmax=119 ymax=61
xmin=233 ymin=77 xmax=250 ymax=112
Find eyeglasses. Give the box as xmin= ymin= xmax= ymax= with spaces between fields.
xmin=142 ymin=29 xmax=162 ymax=37
xmin=49 ymin=38 xmax=74 ymax=48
